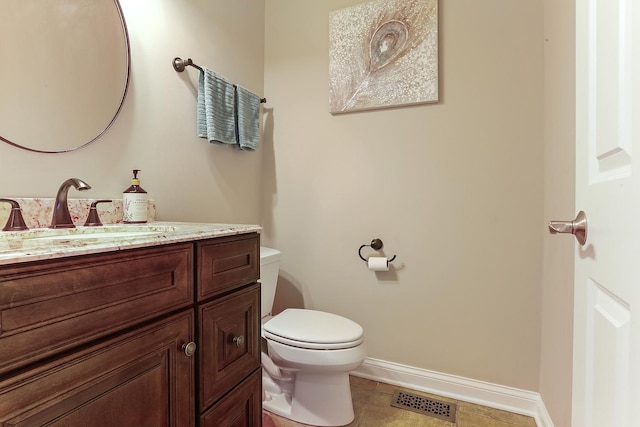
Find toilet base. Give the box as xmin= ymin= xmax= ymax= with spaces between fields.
xmin=263 ymin=369 xmax=355 ymax=426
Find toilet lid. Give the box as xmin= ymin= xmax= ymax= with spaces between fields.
xmin=263 ymin=309 xmax=364 ymax=350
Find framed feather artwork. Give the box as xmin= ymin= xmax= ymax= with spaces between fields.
xmin=329 ymin=0 xmax=439 ymax=114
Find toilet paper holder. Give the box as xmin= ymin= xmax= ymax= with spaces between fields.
xmin=358 ymin=238 xmax=397 ymax=263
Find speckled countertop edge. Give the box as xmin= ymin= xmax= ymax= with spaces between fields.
xmin=0 ymin=222 xmax=262 ymax=266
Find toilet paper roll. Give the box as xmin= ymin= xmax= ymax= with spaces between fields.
xmin=368 ymin=257 xmax=389 ymax=272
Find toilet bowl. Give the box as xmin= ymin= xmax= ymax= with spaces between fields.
xmin=260 ymin=247 xmax=366 ymax=427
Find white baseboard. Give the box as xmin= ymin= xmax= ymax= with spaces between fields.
xmin=352 ymin=357 xmax=554 ymax=427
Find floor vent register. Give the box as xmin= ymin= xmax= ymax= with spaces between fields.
xmin=391 ymin=390 xmax=457 ymax=423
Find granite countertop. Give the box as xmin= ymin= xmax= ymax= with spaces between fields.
xmin=0 ymin=222 xmax=262 ymax=266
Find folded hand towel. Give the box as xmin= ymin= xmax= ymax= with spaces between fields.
xmin=235 ymin=85 xmax=261 ymax=151
xmin=197 ymin=68 xmax=236 ymax=145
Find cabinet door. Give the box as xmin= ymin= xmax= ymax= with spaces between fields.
xmin=199 ymin=284 xmax=260 ymax=412
xmin=200 ymin=370 xmax=262 ymax=427
xmin=0 ymin=310 xmax=195 ymax=427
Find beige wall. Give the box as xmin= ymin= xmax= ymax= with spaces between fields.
xmin=2 ymin=1 xmax=576 ymax=421
xmin=0 ymin=0 xmax=265 ymax=225
xmin=262 ymin=0 xmax=544 ymax=391
xmin=540 ymin=0 xmax=576 ymax=425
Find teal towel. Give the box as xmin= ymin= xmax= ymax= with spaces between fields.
xmin=235 ymin=85 xmax=261 ymax=151
xmin=197 ymin=68 xmax=236 ymax=145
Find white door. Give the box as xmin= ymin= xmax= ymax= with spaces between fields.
xmin=571 ymin=0 xmax=640 ymax=426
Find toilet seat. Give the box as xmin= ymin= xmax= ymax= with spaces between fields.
xmin=263 ymin=309 xmax=364 ymax=350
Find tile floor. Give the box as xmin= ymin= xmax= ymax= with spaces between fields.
xmin=262 ymin=376 xmax=537 ymax=427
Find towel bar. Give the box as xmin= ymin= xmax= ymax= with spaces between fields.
xmin=172 ymin=57 xmax=267 ymax=104
xmin=172 ymin=57 xmax=203 ymax=72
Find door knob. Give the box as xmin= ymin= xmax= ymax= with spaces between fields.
xmin=182 ymin=342 xmax=196 ymax=357
xmin=548 ymin=211 xmax=588 ymax=246
xmin=233 ymin=336 xmax=245 ymax=347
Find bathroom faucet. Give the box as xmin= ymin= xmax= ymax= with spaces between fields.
xmin=51 ymin=178 xmax=92 ymax=229
xmin=0 ymin=199 xmax=29 ymax=231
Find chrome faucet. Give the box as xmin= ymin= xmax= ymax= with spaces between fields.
xmin=51 ymin=178 xmax=92 ymax=229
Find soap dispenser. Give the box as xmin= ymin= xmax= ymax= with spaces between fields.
xmin=122 ymin=169 xmax=148 ymax=223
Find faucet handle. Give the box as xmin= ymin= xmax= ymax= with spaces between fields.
xmin=84 ymin=200 xmax=112 ymax=227
xmin=0 ymin=199 xmax=29 ymax=231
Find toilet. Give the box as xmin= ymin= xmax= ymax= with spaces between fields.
xmin=260 ymin=247 xmax=367 ymax=426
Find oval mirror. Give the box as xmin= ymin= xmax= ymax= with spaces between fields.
xmin=0 ymin=0 xmax=130 ymax=153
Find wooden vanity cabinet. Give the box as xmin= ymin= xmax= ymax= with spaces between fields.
xmin=196 ymin=233 xmax=262 ymax=424
xmin=0 ymin=231 xmax=262 ymax=426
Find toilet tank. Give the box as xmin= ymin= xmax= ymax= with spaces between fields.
xmin=260 ymin=247 xmax=281 ymax=318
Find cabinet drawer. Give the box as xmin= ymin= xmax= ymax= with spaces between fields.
xmin=200 ymin=369 xmax=262 ymax=427
xmin=0 ymin=243 xmax=193 ymax=375
xmin=0 ymin=310 xmax=195 ymax=426
xmin=196 ymin=233 xmax=259 ymax=301
xmin=199 ymin=283 xmax=260 ymax=411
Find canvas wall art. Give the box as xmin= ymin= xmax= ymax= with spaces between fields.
xmin=329 ymin=0 xmax=438 ymax=114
